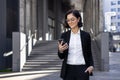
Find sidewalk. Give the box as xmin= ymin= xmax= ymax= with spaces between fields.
xmin=0 ymin=52 xmax=120 ymax=80
xmin=0 ymin=70 xmax=62 ymax=80
xmin=90 ymin=52 xmax=120 ymax=80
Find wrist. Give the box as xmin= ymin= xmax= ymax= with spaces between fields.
xmin=59 ymin=50 xmax=63 ymax=53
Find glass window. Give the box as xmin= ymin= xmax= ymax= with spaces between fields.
xmin=111 ymin=1 xmax=116 ymax=5
xmin=118 ymin=1 xmax=120 ymax=4
xmin=111 ymin=8 xmax=116 ymax=12
xmin=48 ymin=0 xmax=54 ymax=11
xmin=118 ymin=22 xmax=120 ymax=26
xmin=48 ymin=18 xmax=53 ymax=26
xmin=48 ymin=17 xmax=55 ymax=27
xmin=111 ymin=22 xmax=116 ymax=26
xmin=118 ymin=8 xmax=120 ymax=12
xmin=117 ymin=15 xmax=120 ymax=19
xmin=111 ymin=16 xmax=116 ymax=19
xmin=48 ymin=17 xmax=55 ymax=40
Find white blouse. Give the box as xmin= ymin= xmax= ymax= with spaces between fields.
xmin=67 ymin=30 xmax=86 ymax=65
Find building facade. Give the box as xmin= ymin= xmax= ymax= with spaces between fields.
xmin=0 ymin=0 xmax=109 ymax=71
xmin=0 ymin=0 xmax=75 ymax=71
xmin=104 ymin=0 xmax=120 ymax=52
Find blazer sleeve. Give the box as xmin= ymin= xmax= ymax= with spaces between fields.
xmin=58 ymin=33 xmax=67 ymax=59
xmin=86 ymin=33 xmax=94 ymax=66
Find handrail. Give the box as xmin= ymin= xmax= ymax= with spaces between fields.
xmin=3 ymin=51 xmax=13 ymax=57
xmin=20 ymin=33 xmax=34 ymax=52
xmin=90 ymin=28 xmax=101 ymax=51
xmin=92 ymin=38 xmax=101 ymax=52
xmin=3 ymin=31 xmax=36 ymax=57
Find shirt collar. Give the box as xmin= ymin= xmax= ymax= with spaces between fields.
xmin=71 ymin=28 xmax=80 ymax=35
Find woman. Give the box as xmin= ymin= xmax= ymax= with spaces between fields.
xmin=58 ymin=9 xmax=94 ymax=80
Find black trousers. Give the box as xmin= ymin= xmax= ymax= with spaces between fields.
xmin=64 ymin=64 xmax=89 ymax=80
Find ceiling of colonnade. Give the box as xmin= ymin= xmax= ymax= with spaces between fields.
xmin=70 ymin=0 xmax=85 ymax=12
xmin=62 ymin=0 xmax=85 ymax=12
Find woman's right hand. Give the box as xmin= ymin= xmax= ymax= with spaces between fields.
xmin=58 ymin=41 xmax=68 ymax=53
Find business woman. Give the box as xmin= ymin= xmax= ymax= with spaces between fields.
xmin=58 ymin=9 xmax=94 ymax=80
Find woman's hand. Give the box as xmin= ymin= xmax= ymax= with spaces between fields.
xmin=58 ymin=41 xmax=68 ymax=53
xmin=85 ymin=66 xmax=94 ymax=74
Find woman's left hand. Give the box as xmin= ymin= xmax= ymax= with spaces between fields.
xmin=85 ymin=66 xmax=94 ymax=74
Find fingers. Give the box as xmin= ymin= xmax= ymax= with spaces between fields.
xmin=85 ymin=66 xmax=94 ymax=74
xmin=60 ymin=41 xmax=63 ymax=45
xmin=85 ymin=69 xmax=88 ymax=73
xmin=58 ymin=42 xmax=68 ymax=52
xmin=62 ymin=43 xmax=68 ymax=48
xmin=58 ymin=41 xmax=64 ymax=46
xmin=62 ymin=43 xmax=68 ymax=47
xmin=61 ymin=44 xmax=68 ymax=50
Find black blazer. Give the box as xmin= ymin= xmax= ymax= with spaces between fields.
xmin=58 ymin=30 xmax=94 ymax=79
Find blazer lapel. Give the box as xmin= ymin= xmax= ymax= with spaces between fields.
xmin=80 ymin=30 xmax=85 ymax=49
xmin=66 ymin=30 xmax=71 ymax=45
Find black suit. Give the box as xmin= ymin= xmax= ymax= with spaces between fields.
xmin=58 ymin=30 xmax=94 ymax=79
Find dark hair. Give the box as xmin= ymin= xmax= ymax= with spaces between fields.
xmin=64 ymin=9 xmax=83 ymax=28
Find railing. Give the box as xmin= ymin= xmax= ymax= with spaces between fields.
xmin=3 ymin=51 xmax=13 ymax=57
xmin=90 ymin=28 xmax=109 ymax=71
xmin=12 ymin=31 xmax=37 ymax=71
xmin=20 ymin=33 xmax=34 ymax=53
xmin=90 ymin=28 xmax=101 ymax=71
xmin=90 ymin=28 xmax=101 ymax=51
xmin=3 ymin=32 xmax=36 ymax=57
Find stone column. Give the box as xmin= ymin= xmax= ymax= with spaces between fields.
xmin=43 ymin=0 xmax=48 ymax=40
xmin=99 ymin=0 xmax=104 ymax=32
xmin=37 ymin=0 xmax=45 ymax=40
xmin=83 ymin=0 xmax=109 ymax=71
xmin=101 ymin=33 xmax=109 ymax=71
xmin=12 ymin=32 xmax=26 ymax=71
xmin=12 ymin=0 xmax=27 ymax=71
xmin=0 ymin=0 xmax=6 ymax=70
xmin=31 ymin=0 xmax=37 ymax=44
xmin=54 ymin=0 xmax=62 ymax=39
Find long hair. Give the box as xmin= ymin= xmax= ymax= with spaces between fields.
xmin=64 ymin=9 xmax=83 ymax=28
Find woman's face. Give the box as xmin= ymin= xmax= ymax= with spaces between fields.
xmin=66 ymin=13 xmax=80 ymax=29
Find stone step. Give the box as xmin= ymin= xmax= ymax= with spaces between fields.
xmin=23 ymin=65 xmax=61 ymax=68
xmin=29 ymin=54 xmax=58 ymax=56
xmin=24 ymin=61 xmax=62 ymax=65
xmin=23 ymin=40 xmax=100 ymax=71
xmin=31 ymin=51 xmax=57 ymax=53
xmin=22 ymin=67 xmax=61 ymax=71
xmin=26 ymin=59 xmax=61 ymax=62
xmin=27 ymin=57 xmax=59 ymax=60
xmin=28 ymin=55 xmax=58 ymax=58
xmin=22 ymin=41 xmax=61 ymax=71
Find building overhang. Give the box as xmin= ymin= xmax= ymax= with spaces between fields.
xmin=70 ymin=0 xmax=85 ymax=12
xmin=61 ymin=0 xmax=85 ymax=12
